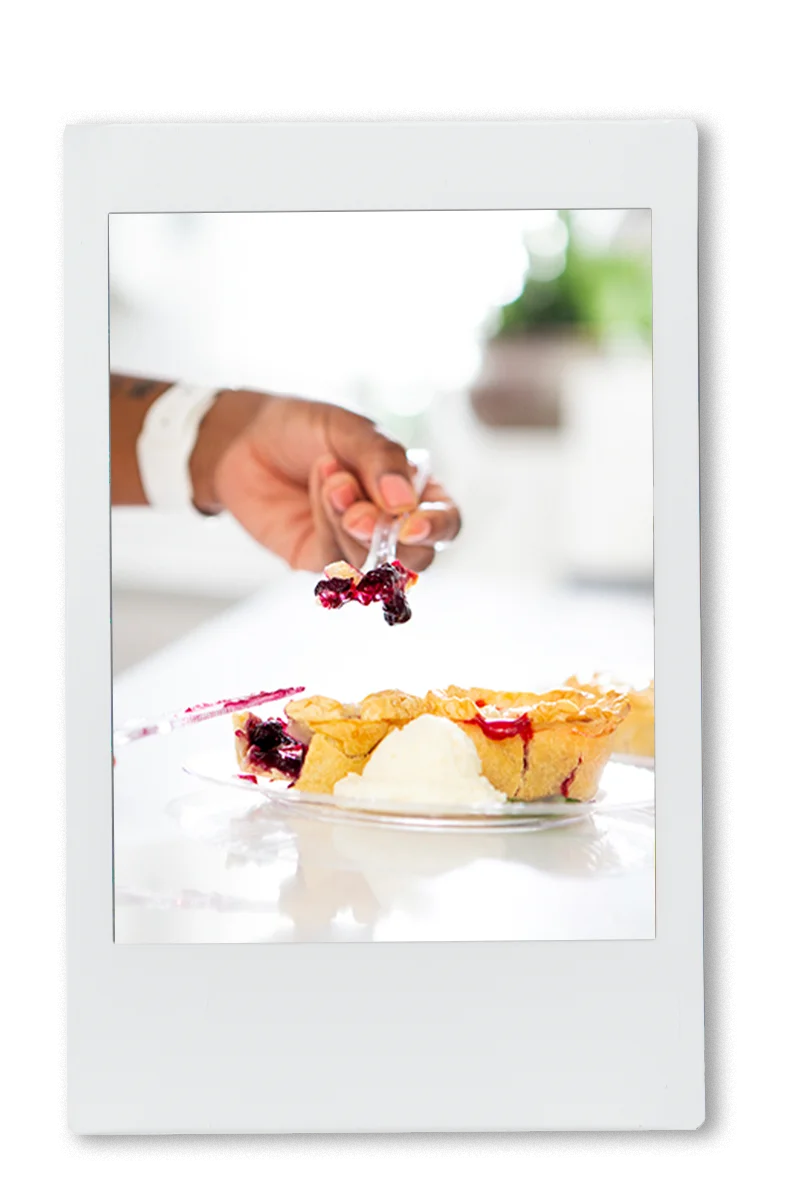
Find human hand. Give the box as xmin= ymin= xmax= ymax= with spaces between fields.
xmin=190 ymin=390 xmax=461 ymax=573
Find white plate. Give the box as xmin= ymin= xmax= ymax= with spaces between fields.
xmin=182 ymin=749 xmax=654 ymax=831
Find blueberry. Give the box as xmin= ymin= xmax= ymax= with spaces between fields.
xmin=247 ymin=718 xmax=287 ymax=752
xmin=325 ymin=578 xmax=353 ymax=595
xmin=362 ymin=565 xmax=396 ymax=592
xmin=383 ymin=595 xmax=411 ymax=625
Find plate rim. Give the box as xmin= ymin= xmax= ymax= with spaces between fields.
xmin=181 ymin=754 xmax=653 ymax=831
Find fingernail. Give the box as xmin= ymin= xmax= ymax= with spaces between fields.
xmin=328 ymin=482 xmax=357 ymax=513
xmin=379 ymin=473 xmax=417 ymax=510
xmin=344 ymin=514 xmax=376 ymax=541
xmin=399 ymin=515 xmax=431 ymax=544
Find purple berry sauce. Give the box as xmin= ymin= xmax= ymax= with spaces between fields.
xmin=315 ymin=560 xmax=417 ymax=626
xmin=241 ymin=715 xmax=307 ymax=781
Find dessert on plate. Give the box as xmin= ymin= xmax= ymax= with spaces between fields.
xmin=232 ymin=683 xmax=630 ymax=806
xmin=565 ymin=673 xmax=654 ymax=759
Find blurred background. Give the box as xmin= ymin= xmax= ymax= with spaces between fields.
xmin=110 ymin=210 xmax=652 ymax=674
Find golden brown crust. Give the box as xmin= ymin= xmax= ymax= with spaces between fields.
xmin=432 ymin=687 xmax=628 ymax=800
xmin=439 ymin=684 xmax=629 ymax=737
xmin=297 ymin=733 xmax=370 ymax=794
xmin=425 ymin=688 xmax=480 ymax=721
xmin=262 ymin=683 xmax=632 ymax=801
xmin=286 ymin=690 xmax=424 ymax=758
xmin=232 ymin=711 xmax=251 ymax=769
xmin=309 ymin=719 xmax=391 ymax=757
xmin=514 ymin=728 xmax=611 ymax=800
xmin=289 ymin=687 xmax=594 ymax=732
xmin=459 ymin=722 xmax=525 ymax=796
xmin=565 ymin=672 xmax=653 ymax=706
xmin=565 ymin=674 xmax=654 ymax=757
xmin=285 ymin=694 xmax=359 ymax=724
xmin=324 ymin=560 xmax=362 ymax=582
xmin=359 ymin=690 xmax=426 ymax=722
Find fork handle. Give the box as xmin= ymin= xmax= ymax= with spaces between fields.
xmin=364 ymin=449 xmax=431 ymax=571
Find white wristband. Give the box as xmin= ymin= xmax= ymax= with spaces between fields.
xmin=136 ymin=383 xmax=219 ymax=513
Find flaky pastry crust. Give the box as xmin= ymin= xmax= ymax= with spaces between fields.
xmin=565 ymin=673 xmax=654 ymax=758
xmin=275 ymin=683 xmax=631 ymax=801
xmin=433 ymin=685 xmax=630 ymax=737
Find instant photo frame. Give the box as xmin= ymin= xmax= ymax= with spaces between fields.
xmin=66 ymin=120 xmax=702 ymax=1132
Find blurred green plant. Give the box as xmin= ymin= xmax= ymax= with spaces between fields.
xmin=491 ymin=212 xmax=652 ymax=343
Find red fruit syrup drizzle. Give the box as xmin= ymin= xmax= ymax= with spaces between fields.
xmin=315 ymin=561 xmax=418 ymax=626
xmin=180 ymin=685 xmax=304 ymax=722
xmin=560 ymin=759 xmax=583 ymax=798
xmin=467 ymin=711 xmax=534 ymax=743
xmin=113 ymin=685 xmax=305 ymax=759
xmin=465 ymin=709 xmax=535 ymax=770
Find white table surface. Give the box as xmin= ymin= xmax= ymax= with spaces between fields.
xmin=113 ymin=568 xmax=655 ymax=943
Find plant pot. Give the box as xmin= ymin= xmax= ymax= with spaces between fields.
xmin=469 ymin=330 xmax=595 ymax=429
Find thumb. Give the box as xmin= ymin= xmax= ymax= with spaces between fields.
xmin=326 ymin=408 xmax=418 ymax=515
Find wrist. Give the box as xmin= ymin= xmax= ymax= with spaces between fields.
xmin=189 ymin=389 xmax=266 ymax=513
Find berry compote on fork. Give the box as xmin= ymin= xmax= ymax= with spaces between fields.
xmin=314 ymin=560 xmax=419 ymax=626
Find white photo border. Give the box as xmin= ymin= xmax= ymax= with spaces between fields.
xmin=66 ymin=120 xmax=702 ymax=1133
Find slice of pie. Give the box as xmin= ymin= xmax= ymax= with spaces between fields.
xmin=234 ymin=684 xmax=630 ymax=802
xmin=425 ymin=686 xmax=630 ymax=800
xmin=565 ymin=673 xmax=654 ymax=759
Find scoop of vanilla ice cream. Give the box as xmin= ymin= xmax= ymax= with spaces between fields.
xmin=333 ymin=713 xmax=507 ymax=812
